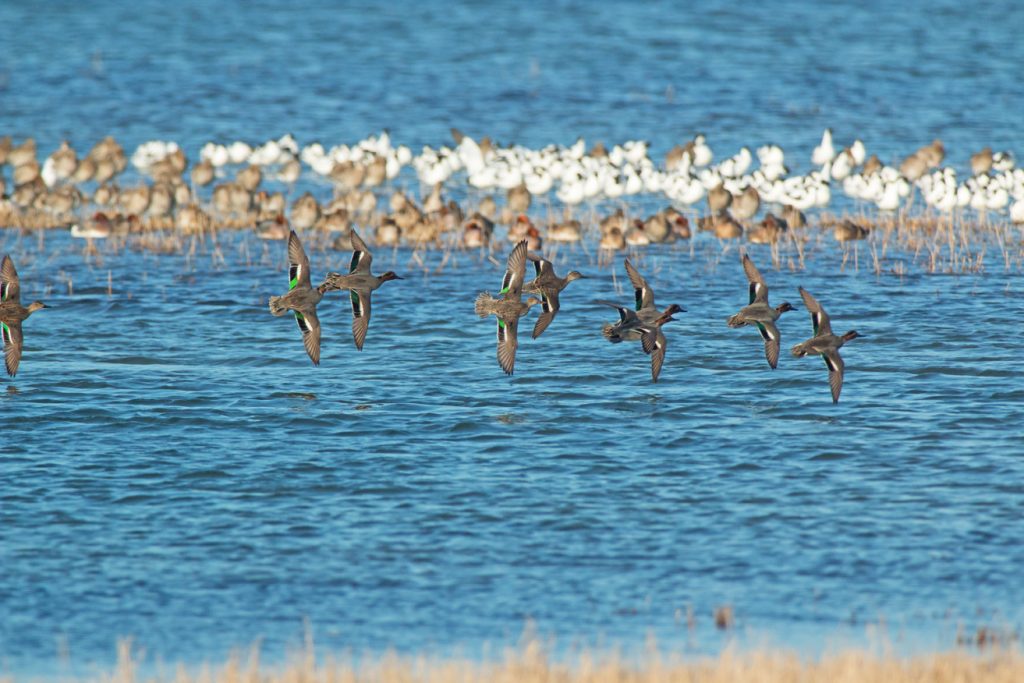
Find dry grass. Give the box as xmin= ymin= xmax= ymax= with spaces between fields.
xmin=12 ymin=637 xmax=1021 ymax=683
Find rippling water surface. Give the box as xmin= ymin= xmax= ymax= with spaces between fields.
xmin=2 ymin=0 xmax=1024 ymax=677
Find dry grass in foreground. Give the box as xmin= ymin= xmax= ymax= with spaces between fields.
xmin=14 ymin=638 xmax=1022 ymax=683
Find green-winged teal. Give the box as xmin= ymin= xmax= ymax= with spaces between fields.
xmin=268 ymin=231 xmax=328 ymax=366
xmin=599 ymin=300 xmax=684 ymax=343
xmin=597 ymin=301 xmax=680 ymax=382
xmin=727 ymin=253 xmax=794 ymax=369
xmin=0 ymin=255 xmax=48 ymax=377
xmin=791 ymin=286 xmax=864 ymax=403
xmin=523 ymin=254 xmax=585 ymax=339
xmin=475 ymin=239 xmax=541 ymax=375
xmin=622 ymin=257 xmax=685 ymax=326
xmin=322 ymin=229 xmax=403 ymax=351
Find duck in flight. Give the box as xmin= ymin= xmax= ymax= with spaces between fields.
xmin=322 ymin=229 xmax=403 ymax=351
xmin=475 ymin=239 xmax=541 ymax=375
xmin=727 ymin=254 xmax=794 ymax=369
xmin=791 ymin=286 xmax=864 ymax=403
xmin=268 ymin=231 xmax=328 ymax=366
xmin=0 ymin=254 xmax=48 ymax=377
xmin=522 ymin=254 xmax=585 ymax=339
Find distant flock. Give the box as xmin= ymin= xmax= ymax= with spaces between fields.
xmin=0 ymin=129 xmax=1022 ymax=255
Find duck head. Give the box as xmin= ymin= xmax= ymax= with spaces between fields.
xmin=777 ymin=302 xmax=796 ymax=314
xmin=380 ymin=271 xmax=403 ymax=282
xmin=27 ymin=301 xmax=48 ymax=313
xmin=843 ymin=330 xmax=865 ymax=341
xmin=663 ymin=303 xmax=686 ymax=316
xmin=565 ymin=271 xmax=586 ymax=282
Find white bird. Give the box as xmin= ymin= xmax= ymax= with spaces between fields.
xmin=691 ymin=134 xmax=713 ymax=167
xmin=812 ymin=128 xmax=835 ymax=166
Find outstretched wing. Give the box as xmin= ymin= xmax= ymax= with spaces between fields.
xmin=649 ymin=332 xmax=666 ymax=383
xmin=2 ymin=319 xmax=24 ymax=377
xmin=293 ymin=309 xmax=321 ymax=366
xmin=349 ymin=229 xmax=373 ymax=274
xmin=595 ymin=299 xmax=635 ymax=323
xmin=500 ymin=240 xmax=528 ymax=298
xmin=798 ymin=286 xmax=832 ymax=336
xmin=743 ymin=254 xmax=768 ymax=304
xmin=349 ymin=289 xmax=372 ymax=351
xmin=624 ymin=258 xmax=654 ymax=310
xmin=532 ymin=290 xmax=560 ymax=339
xmin=528 ymin=253 xmax=552 ymax=279
xmin=1 ymin=255 xmax=20 ymax=303
xmin=287 ymin=231 xmax=311 ymax=290
xmin=756 ymin=320 xmax=781 ymax=369
xmin=824 ymin=350 xmax=845 ymax=403
xmin=496 ymin=317 xmax=519 ymax=375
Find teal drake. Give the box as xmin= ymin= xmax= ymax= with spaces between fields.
xmin=322 ymin=229 xmax=403 ymax=351
xmin=268 ymin=231 xmax=328 ymax=366
xmin=602 ymin=258 xmax=685 ymax=342
xmin=475 ymin=239 xmax=541 ymax=375
xmin=523 ymin=254 xmax=585 ymax=339
xmin=727 ymin=253 xmax=794 ymax=369
xmin=0 ymin=254 xmax=48 ymax=377
xmin=791 ymin=286 xmax=864 ymax=403
xmin=599 ymin=301 xmax=680 ymax=382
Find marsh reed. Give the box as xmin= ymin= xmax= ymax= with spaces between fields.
xmin=21 ymin=636 xmax=1021 ymax=683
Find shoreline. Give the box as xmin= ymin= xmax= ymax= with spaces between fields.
xmin=5 ymin=637 xmax=1022 ymax=683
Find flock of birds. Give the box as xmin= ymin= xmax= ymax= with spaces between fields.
xmin=239 ymin=226 xmax=859 ymax=402
xmin=1 ymin=130 xmax=1023 ymax=254
xmin=0 ymin=231 xmax=861 ymax=402
xmin=5 ymin=127 xmax=1012 ymax=404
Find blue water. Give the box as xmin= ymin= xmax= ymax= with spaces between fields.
xmin=3 ymin=0 xmax=1024 ymax=677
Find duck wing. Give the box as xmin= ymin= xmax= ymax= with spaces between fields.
xmin=1 ymin=254 xmax=20 ymax=303
xmin=641 ymin=328 xmax=667 ymax=383
xmin=532 ymin=290 xmax=560 ymax=339
xmin=755 ymin=320 xmax=781 ymax=369
xmin=624 ymin=258 xmax=655 ymax=310
xmin=528 ymin=253 xmax=554 ymax=279
xmin=1 ymin=319 xmax=23 ymax=377
xmin=496 ymin=316 xmax=519 ymax=375
xmin=287 ymin=231 xmax=312 ymax=290
xmin=595 ymin=299 xmax=636 ymax=323
xmin=349 ymin=289 xmax=372 ymax=351
xmin=500 ymin=240 xmax=528 ymax=298
xmin=824 ymin=349 xmax=845 ymax=403
xmin=798 ymin=286 xmax=833 ymax=336
xmin=742 ymin=253 xmax=768 ymax=304
xmin=349 ymin=228 xmax=373 ymax=274
xmin=293 ymin=308 xmax=321 ymax=366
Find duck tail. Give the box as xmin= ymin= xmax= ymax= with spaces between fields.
xmin=268 ymin=295 xmax=288 ymax=316
xmin=474 ymin=292 xmax=492 ymax=318
xmin=726 ymin=313 xmax=745 ymax=328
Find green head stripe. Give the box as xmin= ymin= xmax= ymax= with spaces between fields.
xmin=498 ymin=319 xmax=506 ymax=329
